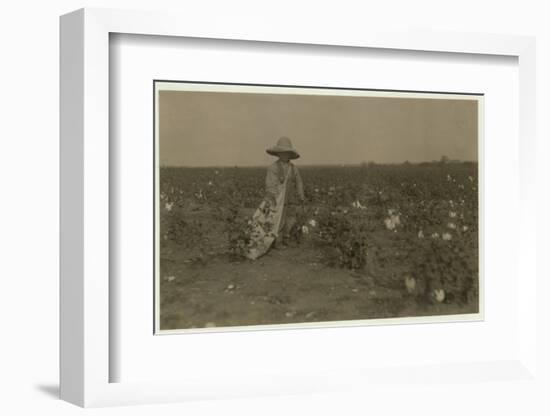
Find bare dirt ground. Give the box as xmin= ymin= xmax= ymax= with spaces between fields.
xmin=159 ymin=241 xmax=477 ymax=331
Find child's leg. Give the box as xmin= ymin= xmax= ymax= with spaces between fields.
xmin=283 ymin=205 xmax=297 ymax=242
xmin=274 ymin=211 xmax=286 ymax=247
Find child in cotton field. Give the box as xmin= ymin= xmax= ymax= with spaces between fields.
xmin=245 ymin=136 xmax=305 ymax=259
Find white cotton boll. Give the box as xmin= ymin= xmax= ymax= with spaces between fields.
xmin=462 ymin=225 xmax=469 ymax=232
xmin=392 ymin=214 xmax=400 ymax=226
xmin=308 ymin=219 xmax=317 ymax=227
xmin=404 ymin=275 xmax=416 ymax=294
xmin=165 ymin=202 xmax=174 ymax=211
xmin=431 ymin=232 xmax=440 ymax=239
xmin=352 ymin=200 xmax=366 ymax=209
xmin=449 ymin=211 xmax=457 ymax=218
xmin=447 ymin=222 xmax=456 ymax=230
xmin=442 ymin=232 xmax=452 ymax=241
xmin=302 ymin=225 xmax=309 ymax=234
xmin=418 ymin=230 xmax=424 ymax=239
xmin=433 ymin=289 xmax=446 ymax=303
xmin=385 ymin=214 xmax=400 ymax=231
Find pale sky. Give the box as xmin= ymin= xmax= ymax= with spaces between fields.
xmin=158 ymin=90 xmax=479 ymax=167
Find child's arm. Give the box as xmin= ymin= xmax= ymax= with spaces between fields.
xmin=294 ymin=165 xmax=305 ymax=202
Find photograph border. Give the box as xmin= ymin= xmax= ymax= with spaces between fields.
xmin=60 ymin=7 xmax=537 ymax=408
xmin=153 ymin=80 xmax=484 ymax=335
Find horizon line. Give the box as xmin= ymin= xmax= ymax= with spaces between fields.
xmin=159 ymin=160 xmax=478 ymax=168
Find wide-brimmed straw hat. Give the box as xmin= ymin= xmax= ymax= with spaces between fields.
xmin=266 ymin=136 xmax=300 ymax=159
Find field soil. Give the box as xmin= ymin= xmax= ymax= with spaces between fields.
xmin=160 ymin=225 xmax=476 ymax=331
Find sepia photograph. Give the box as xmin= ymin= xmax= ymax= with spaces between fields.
xmin=154 ymin=81 xmax=482 ymax=333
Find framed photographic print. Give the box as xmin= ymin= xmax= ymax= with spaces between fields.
xmin=153 ymin=81 xmax=483 ymax=334
xmin=60 ymin=7 xmax=541 ymax=409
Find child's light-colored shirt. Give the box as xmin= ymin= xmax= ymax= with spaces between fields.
xmin=265 ymin=160 xmax=305 ymax=205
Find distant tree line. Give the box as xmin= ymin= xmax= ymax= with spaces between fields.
xmin=359 ymin=155 xmax=475 ymax=167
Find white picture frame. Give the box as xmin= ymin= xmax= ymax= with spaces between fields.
xmin=60 ymin=7 xmax=539 ymax=408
